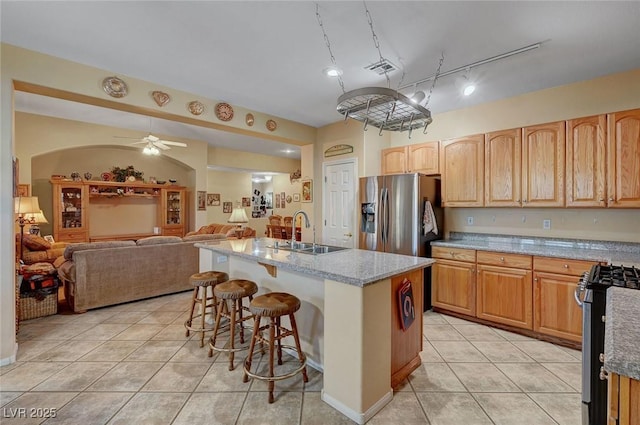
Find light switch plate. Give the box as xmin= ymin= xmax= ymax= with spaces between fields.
xmin=543 ymin=219 xmax=551 ymax=230
xmin=467 ymin=216 xmax=474 ymax=225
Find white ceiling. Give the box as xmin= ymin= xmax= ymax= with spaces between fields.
xmin=3 ymin=1 xmax=640 ymax=157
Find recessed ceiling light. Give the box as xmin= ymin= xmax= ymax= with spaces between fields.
xmin=323 ymin=67 xmax=342 ymax=77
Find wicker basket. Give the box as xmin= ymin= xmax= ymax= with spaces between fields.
xmin=19 ymin=289 xmax=58 ymax=320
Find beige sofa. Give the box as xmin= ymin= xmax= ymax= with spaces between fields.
xmin=57 ymin=234 xmax=225 ymax=313
xmin=185 ymin=223 xmax=256 ymax=238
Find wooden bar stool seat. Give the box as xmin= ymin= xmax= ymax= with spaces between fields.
xmin=208 ymin=279 xmax=258 ymax=370
xmin=185 ymin=271 xmax=229 ymax=347
xmin=243 ymin=292 xmax=308 ymax=403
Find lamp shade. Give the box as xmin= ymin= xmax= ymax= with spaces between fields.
xmin=15 ymin=196 xmax=41 ymax=216
xmin=27 ymin=209 xmax=48 ymax=224
xmin=228 ymin=207 xmax=249 ymax=224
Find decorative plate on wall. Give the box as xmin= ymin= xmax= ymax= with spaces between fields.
xmin=188 ymin=100 xmax=205 ymax=116
xmin=245 ymin=113 xmax=255 ymax=127
xmin=266 ymin=119 xmax=277 ymax=132
xmin=215 ymin=102 xmax=234 ymax=121
xmin=102 ymin=76 xmax=128 ymax=98
xmin=152 ymin=91 xmax=171 ymax=107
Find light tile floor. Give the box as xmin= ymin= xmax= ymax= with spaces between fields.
xmin=1 ymin=291 xmax=582 ymax=424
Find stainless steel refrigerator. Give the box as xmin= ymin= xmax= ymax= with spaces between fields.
xmin=359 ymin=173 xmax=443 ymax=310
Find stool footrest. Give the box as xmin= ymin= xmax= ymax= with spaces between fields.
xmin=243 ymin=345 xmax=307 ymax=382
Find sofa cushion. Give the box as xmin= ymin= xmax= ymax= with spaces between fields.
xmin=182 ymin=233 xmax=227 ymax=242
xmin=136 ymin=236 xmax=182 ymax=246
xmin=64 ymin=241 xmax=136 ymax=260
xmin=22 ymin=234 xmax=51 ymax=251
xmin=24 ymin=262 xmax=56 ymax=275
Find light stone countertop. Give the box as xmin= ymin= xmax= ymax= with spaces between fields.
xmin=431 ymin=232 xmax=640 ymax=265
xmin=605 ymin=287 xmax=640 ymax=380
xmin=195 ymin=238 xmax=435 ymax=287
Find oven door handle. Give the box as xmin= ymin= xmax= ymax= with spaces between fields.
xmin=574 ymin=273 xmax=588 ymax=308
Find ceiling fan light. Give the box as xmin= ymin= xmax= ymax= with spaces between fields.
xmin=410 ymin=91 xmax=426 ymax=104
xmin=151 ymin=146 xmax=160 ymax=155
xmin=143 ymin=146 xmax=152 ymax=155
xmin=323 ymin=66 xmax=342 ymax=77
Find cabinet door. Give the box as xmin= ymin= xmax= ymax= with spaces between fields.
xmin=607 ymin=109 xmax=640 ymax=207
xmin=381 ymin=146 xmax=408 ymax=175
xmin=408 ymin=141 xmax=439 ymax=175
xmin=432 ymin=259 xmax=476 ymax=316
xmin=566 ymin=115 xmax=607 ymax=207
xmin=485 ymin=129 xmax=522 ymax=207
xmin=52 ymin=182 xmax=88 ymax=242
xmin=162 ymin=189 xmax=185 ymax=236
xmin=440 ymin=135 xmax=484 ymax=207
xmin=533 ymin=271 xmax=583 ymax=342
xmin=477 ymin=264 xmax=533 ymax=329
xmin=522 ymin=122 xmax=565 ymax=207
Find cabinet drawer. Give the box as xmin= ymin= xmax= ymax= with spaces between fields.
xmin=57 ymin=231 xmax=88 ymax=242
xmin=432 ymin=246 xmax=476 ymax=262
xmin=477 ymin=251 xmax=532 ymax=269
xmin=533 ymin=256 xmax=597 ymax=276
xmin=162 ymin=227 xmax=184 ymax=237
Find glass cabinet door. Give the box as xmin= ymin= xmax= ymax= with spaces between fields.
xmin=166 ymin=190 xmax=182 ymax=225
xmin=60 ymin=186 xmax=84 ymax=229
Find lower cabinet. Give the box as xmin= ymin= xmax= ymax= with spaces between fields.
xmin=533 ymin=257 xmax=596 ymax=343
xmin=477 ymin=264 xmax=533 ymax=329
xmin=432 ymin=247 xmax=476 ymax=316
xmin=608 ymin=372 xmax=640 ymax=425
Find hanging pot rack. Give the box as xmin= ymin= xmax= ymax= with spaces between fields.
xmin=337 ymin=87 xmax=432 ymax=136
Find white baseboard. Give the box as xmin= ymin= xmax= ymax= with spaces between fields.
xmin=321 ymin=388 xmax=393 ymax=424
xmin=0 ymin=343 xmax=18 ymax=366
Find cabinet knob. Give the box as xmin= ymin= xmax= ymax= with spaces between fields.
xmin=534 ymin=277 xmax=538 ymax=282
xmin=500 ymin=257 xmax=505 ymax=262
xmin=599 ymin=198 xmax=604 ymax=202
xmin=564 ymin=264 xmax=569 ymax=268
xmin=609 ymin=197 xmax=614 ymax=202
xmin=523 ymin=199 xmax=528 ymax=203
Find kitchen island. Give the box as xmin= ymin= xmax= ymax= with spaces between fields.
xmin=195 ymin=238 xmax=434 ymax=424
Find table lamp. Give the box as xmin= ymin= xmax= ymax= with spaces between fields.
xmin=228 ymin=204 xmax=249 ymax=239
xmin=26 ymin=209 xmax=48 ymax=235
xmin=15 ymin=196 xmax=41 ymax=260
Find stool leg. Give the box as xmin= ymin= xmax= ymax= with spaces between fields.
xmin=199 ymin=286 xmax=208 ymax=347
xmin=238 ymin=298 xmax=245 ymax=344
xmin=243 ymin=314 xmax=261 ymax=383
xmin=289 ymin=313 xmax=309 ymax=383
xmin=186 ymin=287 xmax=198 ymax=337
xmin=208 ymin=297 xmax=225 ymax=357
xmin=228 ymin=299 xmax=236 ymax=371
xmin=275 ymin=316 xmax=283 ymax=366
xmin=268 ymin=317 xmax=276 ymax=403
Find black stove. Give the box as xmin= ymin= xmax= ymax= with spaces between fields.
xmin=588 ymin=264 xmax=640 ymax=289
xmin=578 ymin=263 xmax=640 ymax=425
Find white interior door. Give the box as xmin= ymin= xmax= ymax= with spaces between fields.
xmin=323 ymin=159 xmax=356 ymax=248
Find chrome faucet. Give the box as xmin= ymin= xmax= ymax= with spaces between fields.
xmin=292 ymin=210 xmax=311 ymax=248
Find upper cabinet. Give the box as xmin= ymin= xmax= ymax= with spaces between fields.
xmin=381 ymin=141 xmax=439 ymax=175
xmin=160 ymin=188 xmax=186 ymax=237
xmin=566 ymin=115 xmax=607 ymax=207
xmin=485 ymin=129 xmax=522 ymax=207
xmin=52 ymin=181 xmax=88 ymax=242
xmin=607 ymin=108 xmax=640 ymax=208
xmin=522 ymin=121 xmax=565 ymax=207
xmin=441 ymin=135 xmax=484 ymax=207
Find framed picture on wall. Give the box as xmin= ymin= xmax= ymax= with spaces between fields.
xmin=223 ymin=201 xmax=232 ymax=214
xmin=211 ymin=193 xmax=220 ymax=206
xmin=275 ymin=193 xmax=281 ymax=209
xmin=293 ymin=193 xmax=300 ymax=202
xmin=265 ymin=192 xmax=273 ymax=209
xmin=206 ymin=193 xmax=216 ymax=206
xmin=242 ymin=197 xmax=251 ymax=207
xmin=280 ymin=191 xmax=286 ymax=208
xmin=301 ymin=179 xmax=313 ymax=202
xmin=197 ymin=191 xmax=206 ymax=211
xmin=17 ymin=184 xmax=30 ymax=197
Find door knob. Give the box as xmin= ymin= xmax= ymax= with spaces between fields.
xmin=344 ymin=232 xmax=353 ymax=237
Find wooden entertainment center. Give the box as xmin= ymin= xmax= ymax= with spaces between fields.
xmin=50 ymin=179 xmax=187 ymax=242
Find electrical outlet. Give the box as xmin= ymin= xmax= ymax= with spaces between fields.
xmin=216 ymin=255 xmax=228 ymax=263
xmin=543 ymin=219 xmax=551 ymax=230
xmin=467 ymin=216 xmax=474 ymax=225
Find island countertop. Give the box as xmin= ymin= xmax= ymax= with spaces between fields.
xmin=195 ymin=238 xmax=434 ymax=287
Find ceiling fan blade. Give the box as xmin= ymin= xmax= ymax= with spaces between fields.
xmin=130 ymin=141 xmax=148 ymax=145
xmin=159 ymin=140 xmax=187 ymax=147
xmin=146 ymin=134 xmax=159 ymax=142
xmin=113 ymin=135 xmax=142 ymax=140
xmin=153 ymin=141 xmax=171 ymax=150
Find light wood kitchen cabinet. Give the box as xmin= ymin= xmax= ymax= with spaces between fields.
xmin=485 ymin=128 xmax=522 ymax=207
xmin=440 ymin=134 xmax=484 ymax=207
xmin=51 ymin=181 xmax=89 ymax=242
xmin=566 ymin=115 xmax=607 ymax=207
xmin=533 ymin=256 xmax=595 ymax=342
xmin=607 ymin=108 xmax=640 ymax=208
xmin=608 ymin=372 xmax=640 ymax=425
xmin=381 ymin=146 xmax=408 ymax=175
xmin=522 ymin=121 xmax=565 ymax=207
xmin=160 ymin=188 xmax=186 ymax=237
xmin=476 ymin=251 xmax=533 ymax=329
xmin=432 ymin=247 xmax=477 ymax=316
xmin=381 ymin=141 xmax=439 ymax=175
xmin=407 ymin=141 xmax=439 ymax=175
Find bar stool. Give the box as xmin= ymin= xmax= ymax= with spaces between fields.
xmin=243 ymin=292 xmax=308 ymax=403
xmin=208 ymin=279 xmax=258 ymax=370
xmin=185 ymin=271 xmax=229 ymax=347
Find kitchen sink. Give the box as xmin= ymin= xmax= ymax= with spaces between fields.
xmin=267 ymin=241 xmax=349 ymax=255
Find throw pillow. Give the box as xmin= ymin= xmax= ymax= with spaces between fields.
xmin=63 ymin=241 xmax=136 ymax=260
xmin=182 ymin=233 xmax=226 ymax=242
xmin=22 ymin=234 xmax=51 ymax=251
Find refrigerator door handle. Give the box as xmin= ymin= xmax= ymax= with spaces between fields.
xmin=383 ymin=187 xmax=390 ymax=245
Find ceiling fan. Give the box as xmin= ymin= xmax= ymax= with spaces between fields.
xmin=114 ymin=133 xmax=187 ymax=155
